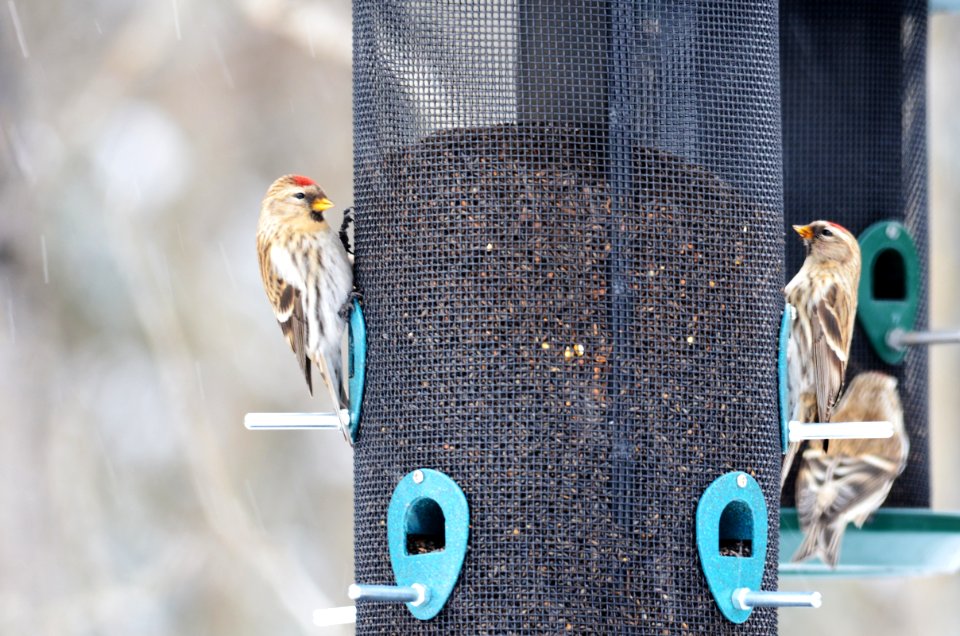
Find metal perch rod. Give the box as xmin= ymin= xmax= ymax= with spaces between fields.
xmin=348 ymin=583 xmax=429 ymax=606
xmin=887 ymin=328 xmax=960 ymax=350
xmin=788 ymin=421 xmax=893 ymax=442
xmin=732 ymin=588 xmax=821 ymax=610
xmin=244 ymin=411 xmax=349 ymax=430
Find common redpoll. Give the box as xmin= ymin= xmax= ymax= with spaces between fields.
xmin=781 ymin=220 xmax=861 ymax=487
xmin=256 ymin=175 xmax=354 ymax=436
xmin=793 ymin=371 xmax=908 ymax=567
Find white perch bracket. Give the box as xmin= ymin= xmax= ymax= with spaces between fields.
xmin=312 ymin=605 xmax=357 ymax=627
xmin=309 ymin=584 xmax=432 ymax=629
xmin=732 ymin=588 xmax=822 ymax=610
xmin=243 ymin=411 xmax=349 ymax=430
xmin=787 ymin=420 xmax=893 ymax=443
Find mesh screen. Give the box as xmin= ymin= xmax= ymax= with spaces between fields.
xmin=353 ymin=1 xmax=783 ymax=632
xmin=779 ymin=0 xmax=929 ymax=508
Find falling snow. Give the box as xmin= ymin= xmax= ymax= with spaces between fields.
xmin=218 ymin=241 xmax=238 ymax=290
xmin=94 ymin=425 xmax=120 ymax=491
xmin=211 ymin=38 xmax=235 ymax=89
xmin=244 ymin=480 xmax=267 ymax=534
xmin=194 ymin=360 xmax=206 ymax=401
xmin=6 ymin=297 xmax=14 ymax=344
xmin=6 ymin=124 xmax=35 ymax=183
xmin=40 ymin=234 xmax=48 ymax=284
xmin=171 ymin=0 xmax=181 ymax=40
xmin=175 ymin=223 xmax=186 ymax=255
xmin=8 ymin=1 xmax=29 ymax=58
xmin=306 ymin=26 xmax=316 ymax=58
xmin=157 ymin=249 xmax=174 ymax=299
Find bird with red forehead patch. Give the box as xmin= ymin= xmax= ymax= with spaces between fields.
xmin=291 ymin=174 xmax=316 ymax=187
xmin=256 ymin=174 xmax=354 ymax=441
xmin=781 ymin=220 xmax=862 ymax=487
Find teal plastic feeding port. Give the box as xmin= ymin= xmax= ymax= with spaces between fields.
xmin=777 ymin=303 xmax=793 ymax=453
xmin=697 ymin=472 xmax=768 ymax=623
xmin=779 ymin=508 xmax=960 ymax=576
xmin=387 ymin=469 xmax=469 ymax=620
xmin=347 ymin=299 xmax=366 ymax=442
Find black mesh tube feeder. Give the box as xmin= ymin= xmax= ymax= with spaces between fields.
xmin=352 ymin=0 xmax=783 ymax=632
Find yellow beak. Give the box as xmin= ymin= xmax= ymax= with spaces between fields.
xmin=793 ymin=224 xmax=813 ymax=240
xmin=311 ymin=197 xmax=334 ymax=213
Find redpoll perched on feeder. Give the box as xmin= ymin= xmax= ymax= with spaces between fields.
xmin=793 ymin=371 xmax=908 ymax=567
xmin=781 ymin=220 xmax=861 ymax=487
xmin=256 ymin=175 xmax=354 ymax=438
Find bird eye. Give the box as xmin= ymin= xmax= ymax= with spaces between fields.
xmin=821 ymin=228 xmax=833 ymax=237
xmin=294 ymin=192 xmax=306 ymax=200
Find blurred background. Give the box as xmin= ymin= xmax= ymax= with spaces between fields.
xmin=0 ymin=2 xmax=956 ymax=635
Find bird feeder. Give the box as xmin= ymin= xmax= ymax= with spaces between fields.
xmin=341 ymin=0 xmax=960 ymax=632
xmin=353 ymin=0 xmax=782 ymax=632
xmin=234 ymin=1 xmax=960 ymax=620
xmin=777 ymin=0 xmax=960 ymax=577
xmin=778 ymin=0 xmax=931 ymax=511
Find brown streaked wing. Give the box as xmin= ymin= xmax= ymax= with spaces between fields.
xmin=279 ymin=293 xmax=312 ymax=394
xmin=795 ymin=445 xmax=828 ymax=531
xmin=812 ymin=283 xmax=850 ymax=422
xmin=257 ymin=234 xmax=313 ymax=394
xmin=818 ymin=454 xmax=899 ymax=523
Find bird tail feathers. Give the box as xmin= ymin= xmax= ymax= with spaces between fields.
xmin=821 ymin=524 xmax=844 ymax=568
xmin=782 ymin=442 xmax=800 ymax=489
xmin=791 ymin=526 xmax=820 ymax=564
xmin=792 ymin=523 xmax=843 ymax=568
